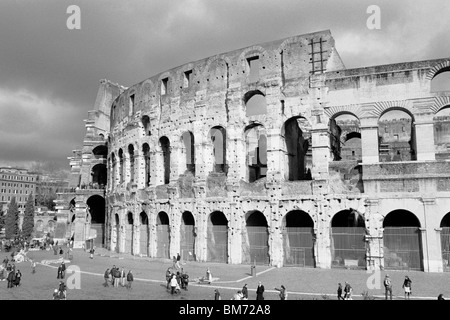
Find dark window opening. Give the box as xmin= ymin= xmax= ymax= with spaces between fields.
xmin=247 ymin=56 xmax=260 ymax=82
xmin=184 ymin=70 xmax=192 ymax=88
xmin=159 ymin=137 xmax=171 ymax=184
xmin=161 ymin=78 xmax=169 ymax=95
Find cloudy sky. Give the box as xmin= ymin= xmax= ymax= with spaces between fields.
xmin=0 ymin=0 xmax=449 ymax=171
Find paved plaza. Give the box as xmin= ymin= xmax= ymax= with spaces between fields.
xmin=1 ymin=248 xmax=449 ymax=300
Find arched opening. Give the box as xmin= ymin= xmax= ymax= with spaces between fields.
xmin=128 ymin=144 xmax=135 ymax=183
xmin=141 ymin=115 xmax=150 ymax=136
xmin=156 ymin=211 xmax=170 ymax=258
xmin=207 ymin=211 xmax=228 ymax=263
xmin=47 ymin=220 xmax=55 ymax=238
xmin=110 ymin=153 xmax=116 ymax=189
xmin=181 ymin=211 xmax=196 ymax=261
xmin=86 ymin=195 xmax=105 ymax=248
xmin=283 ymin=117 xmax=312 ymax=181
xmin=142 ymin=143 xmax=150 ymax=187
xmin=244 ymin=91 xmax=267 ymax=116
xmin=245 ymin=124 xmax=267 ymax=182
xmin=209 ymin=126 xmax=227 ymax=174
xmin=434 ymin=106 xmax=450 ymax=160
xmin=431 ymin=67 xmax=450 ymax=92
xmin=282 ymin=210 xmax=315 ymax=267
xmin=378 ymin=109 xmax=416 ymax=162
xmin=330 ymin=113 xmax=362 ymax=162
xmin=159 ymin=136 xmax=171 ymax=184
xmin=331 ymin=209 xmax=366 ymax=269
xmin=383 ymin=210 xmax=423 ymax=271
xmin=91 ymin=164 xmax=107 ymax=188
xmin=114 ymin=214 xmax=120 ymax=253
xmin=118 ymin=149 xmax=124 ymax=183
xmin=139 ymin=211 xmax=149 ymax=256
xmin=124 ymin=211 xmax=134 ymax=254
xmin=243 ymin=211 xmax=269 ymax=265
xmin=92 ymin=145 xmax=107 ymax=160
xmin=182 ymin=131 xmax=195 ymax=174
xmin=440 ymin=213 xmax=450 ymax=272
xmin=35 ymin=220 xmax=44 ymax=238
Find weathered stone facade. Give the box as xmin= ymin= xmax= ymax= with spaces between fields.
xmin=62 ymin=30 xmax=450 ymax=272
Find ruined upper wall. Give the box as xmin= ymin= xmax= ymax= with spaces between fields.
xmin=109 ymin=30 xmax=345 ymax=129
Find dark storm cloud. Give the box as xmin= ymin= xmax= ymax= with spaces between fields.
xmin=0 ymin=0 xmax=448 ymax=170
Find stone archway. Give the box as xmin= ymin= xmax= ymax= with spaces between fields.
xmin=180 ymin=211 xmax=196 ymax=261
xmin=383 ymin=210 xmax=423 ymax=271
xmin=86 ymin=195 xmax=105 ymax=248
xmin=206 ymin=211 xmax=228 ymax=263
xmin=124 ymin=212 xmax=134 ymax=254
xmin=282 ymin=210 xmax=315 ymax=267
xmin=139 ymin=211 xmax=149 ymax=256
xmin=156 ymin=212 xmax=170 ymax=258
xmin=330 ymin=209 xmax=366 ymax=269
xmin=243 ymin=211 xmax=269 ymax=265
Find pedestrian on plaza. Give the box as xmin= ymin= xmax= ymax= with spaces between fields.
xmin=242 ymin=284 xmax=248 ymax=300
xmin=14 ymin=270 xmax=21 ymax=287
xmin=104 ymin=268 xmax=110 ymax=287
xmin=232 ymin=290 xmax=243 ymax=300
xmin=438 ymin=294 xmax=445 ymax=300
xmin=384 ymin=274 xmax=393 ymax=300
xmin=344 ymin=282 xmax=353 ymax=300
xmin=59 ymin=247 xmax=64 ymax=256
xmin=52 ymin=289 xmax=60 ymax=300
xmin=7 ymin=269 xmax=15 ymax=289
xmin=0 ymin=266 xmax=4 ymax=281
xmin=31 ymin=260 xmax=36 ymax=274
xmin=58 ymin=281 xmax=67 ymax=300
xmin=275 ymin=285 xmax=288 ymax=300
xmin=337 ymin=283 xmax=344 ymax=300
xmin=170 ymin=274 xmax=178 ymax=295
xmin=113 ymin=267 xmax=120 ymax=287
xmin=57 ymin=264 xmax=62 ymax=279
xmin=61 ymin=262 xmax=66 ymax=279
xmin=181 ymin=269 xmax=189 ymax=290
xmin=2 ymin=257 xmax=8 ymax=268
xmin=214 ymin=289 xmax=221 ymax=300
xmin=126 ymin=270 xmax=133 ymax=290
xmin=402 ymin=276 xmax=412 ymax=300
xmin=120 ymin=267 xmax=126 ymax=287
xmin=176 ymin=252 xmax=181 ymax=268
xmin=256 ymin=281 xmax=265 ymax=300
xmin=90 ymin=247 xmax=95 ymax=259
xmin=165 ymin=267 xmax=172 ymax=289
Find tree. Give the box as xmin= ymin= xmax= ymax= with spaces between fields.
xmin=22 ymin=193 xmax=35 ymax=239
xmin=5 ymin=197 xmax=19 ymax=239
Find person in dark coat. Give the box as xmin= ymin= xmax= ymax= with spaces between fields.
xmin=14 ymin=270 xmax=21 ymax=287
xmin=57 ymin=265 xmax=62 ymax=279
xmin=7 ymin=270 xmax=15 ymax=288
xmin=60 ymin=262 xmax=66 ymax=279
xmin=104 ymin=269 xmax=110 ymax=287
xmin=214 ymin=289 xmax=221 ymax=300
xmin=402 ymin=276 xmax=412 ymax=300
xmin=165 ymin=268 xmax=172 ymax=289
xmin=337 ymin=283 xmax=344 ymax=300
xmin=242 ymin=284 xmax=248 ymax=299
xmin=256 ymin=281 xmax=265 ymax=300
xmin=126 ymin=270 xmax=133 ymax=290
xmin=58 ymin=281 xmax=66 ymax=300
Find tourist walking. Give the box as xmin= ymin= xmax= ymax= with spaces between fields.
xmin=31 ymin=260 xmax=36 ymax=274
xmin=90 ymin=247 xmax=95 ymax=259
xmin=104 ymin=268 xmax=110 ymax=287
xmin=61 ymin=262 xmax=66 ymax=279
xmin=275 ymin=285 xmax=288 ymax=300
xmin=57 ymin=265 xmax=62 ymax=279
xmin=14 ymin=270 xmax=21 ymax=287
xmin=242 ymin=284 xmax=248 ymax=300
xmin=7 ymin=269 xmax=15 ymax=288
xmin=113 ymin=266 xmax=120 ymax=287
xmin=170 ymin=274 xmax=178 ymax=294
xmin=256 ymin=281 xmax=265 ymax=300
xmin=166 ymin=267 xmax=172 ymax=289
xmin=402 ymin=276 xmax=412 ymax=300
xmin=384 ymin=274 xmax=393 ymax=300
xmin=337 ymin=283 xmax=344 ymax=300
xmin=214 ymin=289 xmax=221 ymax=300
xmin=120 ymin=267 xmax=126 ymax=287
xmin=126 ymin=270 xmax=133 ymax=290
xmin=344 ymin=282 xmax=353 ymax=300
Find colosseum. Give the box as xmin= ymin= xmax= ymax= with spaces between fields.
xmin=55 ymin=29 xmax=450 ymax=272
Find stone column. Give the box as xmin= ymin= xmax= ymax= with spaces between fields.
xmin=266 ymin=128 xmax=285 ymax=182
xmin=269 ymin=201 xmax=283 ymax=267
xmin=365 ymin=199 xmax=383 ymax=271
xmin=360 ymin=117 xmax=379 ymax=164
xmin=195 ymin=204 xmax=207 ymax=262
xmin=314 ymin=198 xmax=332 ymax=269
xmin=135 ymin=153 xmax=145 ymax=189
xmin=169 ymin=203 xmax=181 ymax=259
xmin=228 ymin=201 xmax=242 ymax=264
xmin=414 ymin=119 xmax=436 ymax=161
xmin=422 ymin=197 xmax=442 ymax=272
xmin=310 ymin=124 xmax=330 ymax=181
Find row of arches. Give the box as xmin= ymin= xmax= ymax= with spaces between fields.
xmin=331 ymin=105 xmax=450 ymax=163
xmin=109 ymin=115 xmax=313 ymax=189
xmin=109 ymin=208 xmax=450 ymax=270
